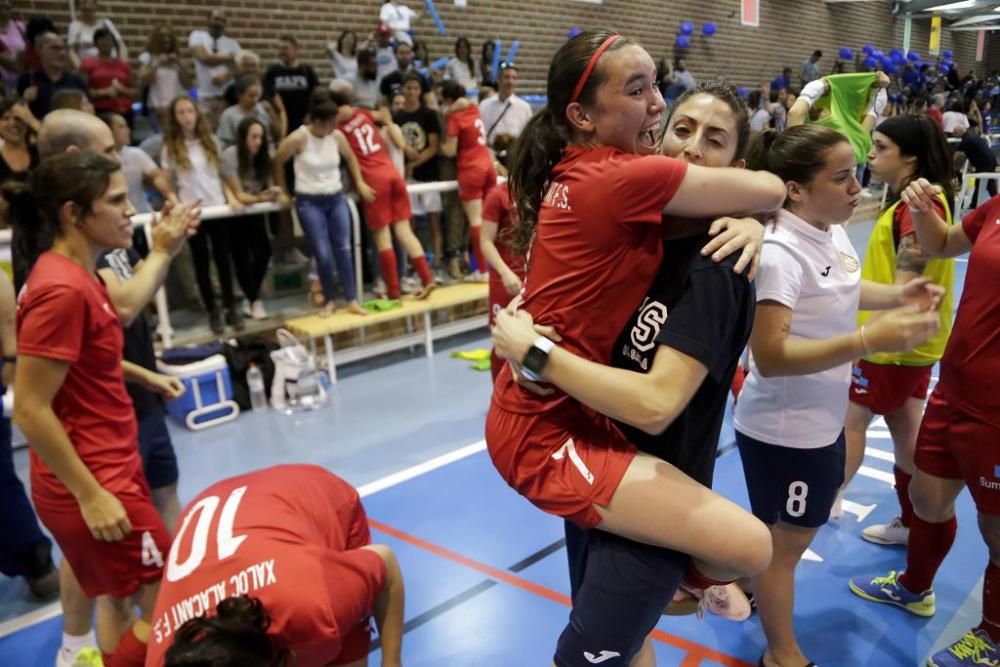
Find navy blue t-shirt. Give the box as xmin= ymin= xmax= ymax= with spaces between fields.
xmin=610 ymin=232 xmax=755 ymax=486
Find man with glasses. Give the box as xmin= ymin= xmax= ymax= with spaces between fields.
xmin=188 ymin=10 xmax=240 ymax=127
xmin=478 ymin=62 xmax=531 ymax=143
xmin=16 ymin=32 xmax=89 ymax=119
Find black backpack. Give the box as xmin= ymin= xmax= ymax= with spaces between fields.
xmin=222 ymin=336 xmax=279 ymax=411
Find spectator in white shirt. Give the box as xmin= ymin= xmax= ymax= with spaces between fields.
xmin=445 ymin=37 xmax=477 ymax=91
xmin=101 ymin=111 xmax=177 ymax=214
xmin=188 ymin=10 xmax=240 ymax=128
xmin=138 ymin=26 xmax=192 ymax=131
xmin=67 ymin=0 xmax=127 ymax=62
xmin=479 ymin=62 xmax=532 ymax=143
xmin=328 ymin=30 xmax=358 ymax=89
xmin=379 ymin=1 xmax=419 ymax=46
xmin=942 ymin=100 xmax=970 ymax=136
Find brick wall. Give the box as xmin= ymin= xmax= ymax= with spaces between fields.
xmin=18 ymin=0 xmax=990 ymax=94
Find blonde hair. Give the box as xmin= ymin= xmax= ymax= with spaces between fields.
xmin=163 ymin=95 xmax=220 ymax=171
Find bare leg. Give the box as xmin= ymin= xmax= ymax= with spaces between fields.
xmin=391 ymin=219 xmax=426 ymax=259
xmin=630 ymin=637 xmax=656 ymax=667
xmin=95 ymin=595 xmax=134 ymax=654
xmin=151 ymin=484 xmax=181 ymax=536
xmin=843 ymin=401 xmax=873 ymax=490
xmin=884 ymin=397 xmax=924 ymax=476
xmin=756 ymin=522 xmax=821 ymax=667
xmin=60 ymin=560 xmax=94 ymax=636
xmin=594 ymin=452 xmax=772 ymax=581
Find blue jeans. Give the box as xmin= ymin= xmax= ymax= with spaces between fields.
xmin=296 ymin=193 xmax=356 ymax=302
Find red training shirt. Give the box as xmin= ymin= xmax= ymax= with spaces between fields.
xmin=446 ymin=104 xmax=493 ymax=171
xmin=338 ymin=107 xmax=396 ymax=180
xmin=482 ymin=183 xmax=524 ymax=287
xmin=937 ymin=197 xmax=1000 ymax=429
xmin=16 ymin=251 xmax=142 ymax=508
xmin=79 ymin=56 xmax=132 ymax=114
xmin=145 ymin=464 xmax=386 ymax=667
xmin=493 ymin=146 xmax=688 ymax=414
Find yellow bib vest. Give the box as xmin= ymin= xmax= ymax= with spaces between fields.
xmin=857 ymin=195 xmax=954 ymax=366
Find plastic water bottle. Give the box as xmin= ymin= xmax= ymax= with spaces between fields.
xmin=247 ymin=363 xmax=267 ymax=412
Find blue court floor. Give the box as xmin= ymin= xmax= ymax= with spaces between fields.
xmin=0 ymin=223 xmax=983 ymax=667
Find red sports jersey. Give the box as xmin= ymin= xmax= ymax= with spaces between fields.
xmin=145 ymin=465 xmax=386 ymax=667
xmin=446 ymin=104 xmax=493 ymax=171
xmin=338 ymin=108 xmax=395 ymax=179
xmin=492 ymin=146 xmax=688 ymax=414
xmin=483 ymin=183 xmax=524 ymax=288
xmin=937 ymin=197 xmax=1000 ymax=429
xmin=16 ymin=251 xmax=142 ymax=508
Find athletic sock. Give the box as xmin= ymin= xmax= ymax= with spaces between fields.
xmin=979 ymin=563 xmax=1000 ymax=643
xmin=109 ymin=626 xmax=147 ymax=667
xmin=61 ymin=630 xmax=96 ymax=662
xmin=411 ymin=254 xmax=434 ymax=286
xmin=893 ymin=466 xmax=914 ymax=528
xmin=470 ymin=226 xmax=486 ymax=275
xmin=378 ymin=249 xmax=401 ymax=300
xmin=899 ymin=514 xmax=957 ymax=594
xmin=682 ymin=561 xmax=735 ymax=591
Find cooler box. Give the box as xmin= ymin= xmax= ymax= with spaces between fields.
xmin=157 ymin=354 xmax=240 ymax=431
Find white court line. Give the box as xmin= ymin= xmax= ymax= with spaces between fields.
xmin=858 ymin=464 xmax=896 ymax=484
xmin=864 ymin=447 xmax=896 ymax=463
xmin=0 ymin=439 xmax=489 ymax=640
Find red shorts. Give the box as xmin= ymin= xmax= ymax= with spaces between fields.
xmin=34 ymin=469 xmax=170 ymax=599
xmin=849 ymin=360 xmax=932 ymax=415
xmin=915 ymin=387 xmax=1000 ymax=515
xmin=458 ymin=163 xmax=497 ymax=202
xmin=485 ymin=398 xmax=636 ymax=528
xmin=362 ymin=171 xmax=412 ymax=230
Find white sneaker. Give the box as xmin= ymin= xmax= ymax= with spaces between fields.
xmin=250 ymin=299 xmax=268 ymax=320
xmin=463 ymin=270 xmax=489 ymax=283
xmin=692 ymin=583 xmax=752 ymax=622
xmin=829 ymin=491 xmax=844 ymax=520
xmin=400 ymin=276 xmax=419 ymax=295
xmin=862 ymin=516 xmax=910 ymax=546
xmin=56 ymin=647 xmax=103 ymax=667
xmin=373 ymin=278 xmax=388 ymax=299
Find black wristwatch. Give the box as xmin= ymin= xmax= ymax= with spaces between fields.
xmin=520 ymin=337 xmax=555 ymax=382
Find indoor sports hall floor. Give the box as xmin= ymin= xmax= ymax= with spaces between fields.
xmin=0 ymin=224 xmax=982 ymax=667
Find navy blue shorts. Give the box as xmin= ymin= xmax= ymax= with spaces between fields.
xmin=736 ymin=430 xmax=845 ymax=529
xmin=137 ymin=408 xmax=179 ymax=490
xmin=555 ymin=523 xmax=688 ymax=667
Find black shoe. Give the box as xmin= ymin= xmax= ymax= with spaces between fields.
xmin=26 ymin=564 xmax=59 ymax=601
xmin=209 ymin=308 xmax=225 ymax=335
xmin=225 ymin=306 xmax=245 ymax=332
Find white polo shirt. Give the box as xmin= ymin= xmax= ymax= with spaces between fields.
xmin=734 ymin=209 xmax=862 ymax=449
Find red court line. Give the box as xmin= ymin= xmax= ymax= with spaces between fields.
xmin=369 ymin=519 xmax=755 ymax=667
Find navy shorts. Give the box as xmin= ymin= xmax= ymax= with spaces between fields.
xmin=137 ymin=408 xmax=179 ymax=490
xmin=736 ymin=430 xmax=845 ymax=529
xmin=555 ymin=523 xmax=688 ymax=667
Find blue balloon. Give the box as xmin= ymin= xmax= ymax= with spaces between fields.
xmin=943 ymin=49 xmax=954 ymax=59
xmin=864 ymin=56 xmax=877 ymax=69
xmin=907 ymin=50 xmax=921 ymax=62
xmin=675 ymin=34 xmax=691 ymax=49
xmin=567 ymin=27 xmax=582 ymax=39
xmin=884 ymin=63 xmax=898 ymax=76
xmin=736 ymin=87 xmax=748 ymax=98
xmin=680 ymin=21 xmax=695 ymax=36
xmin=863 ymin=43 xmax=875 ymax=55
xmin=839 ymin=47 xmax=853 ymax=60
xmin=891 ymin=51 xmax=906 ymax=65
xmin=940 ymin=62 xmax=951 ymax=74
xmin=873 ymin=49 xmax=884 ymax=59
xmin=702 ymin=22 xmax=717 ymax=37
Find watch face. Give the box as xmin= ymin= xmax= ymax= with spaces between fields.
xmin=522 ymin=345 xmax=548 ymax=377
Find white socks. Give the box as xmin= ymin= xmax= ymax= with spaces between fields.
xmin=60 ymin=630 xmax=97 ymax=659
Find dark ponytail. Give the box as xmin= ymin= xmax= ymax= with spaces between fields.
xmin=876 ymin=114 xmax=956 ymax=206
xmin=165 ymin=595 xmax=291 ymax=667
xmin=507 ymin=28 xmax=634 ymax=254
xmin=745 ymin=125 xmax=848 ymax=194
xmin=3 ymin=151 xmax=121 ymax=291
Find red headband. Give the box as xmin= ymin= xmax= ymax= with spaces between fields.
xmin=569 ymin=34 xmax=622 ymax=105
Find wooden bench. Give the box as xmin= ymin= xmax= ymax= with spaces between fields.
xmin=284 ymin=283 xmax=489 ymax=383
